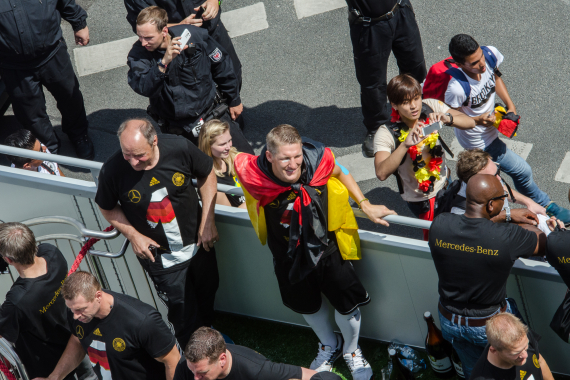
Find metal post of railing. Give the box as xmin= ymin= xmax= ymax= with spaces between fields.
xmin=0 ymin=338 xmax=29 ymax=380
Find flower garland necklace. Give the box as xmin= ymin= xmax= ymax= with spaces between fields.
xmin=391 ymin=108 xmax=444 ymax=194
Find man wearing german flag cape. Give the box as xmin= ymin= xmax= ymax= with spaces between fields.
xmin=235 ymin=125 xmax=395 ymax=380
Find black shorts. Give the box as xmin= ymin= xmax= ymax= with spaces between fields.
xmin=274 ymin=248 xmax=370 ymax=315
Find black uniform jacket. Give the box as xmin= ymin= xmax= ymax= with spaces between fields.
xmin=127 ymin=24 xmax=240 ymax=121
xmin=0 ymin=0 xmax=87 ymax=69
xmin=124 ymin=0 xmax=221 ymax=34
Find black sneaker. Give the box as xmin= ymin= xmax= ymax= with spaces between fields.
xmin=362 ymin=131 xmax=376 ymax=158
xmin=72 ymin=133 xmax=95 ymax=160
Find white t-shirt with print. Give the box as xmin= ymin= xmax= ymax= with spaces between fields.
xmin=444 ymin=46 xmax=504 ymax=150
xmin=373 ymin=98 xmax=449 ymax=203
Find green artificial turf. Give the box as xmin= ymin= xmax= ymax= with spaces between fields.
xmin=214 ymin=311 xmax=453 ymax=380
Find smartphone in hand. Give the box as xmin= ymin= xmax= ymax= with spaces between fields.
xmin=178 ymin=29 xmax=191 ymax=49
xmin=422 ymin=121 xmax=443 ymax=136
xmin=194 ymin=6 xmax=205 ymax=19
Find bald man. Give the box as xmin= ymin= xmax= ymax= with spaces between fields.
xmin=427 ymin=174 xmax=547 ymax=378
xmin=95 ymin=118 xmax=219 ymax=349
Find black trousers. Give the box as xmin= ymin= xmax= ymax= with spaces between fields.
xmin=0 ymin=42 xmax=88 ymax=153
xmin=349 ymin=0 xmax=427 ymax=132
xmin=210 ymin=20 xmax=243 ymax=91
xmin=146 ymin=247 xmax=219 ymax=350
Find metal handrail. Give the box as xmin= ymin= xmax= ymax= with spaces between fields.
xmin=214 ymin=183 xmax=432 ymax=229
xmin=0 ymin=145 xmax=102 ymax=183
xmin=23 ymin=217 xmax=130 ymax=258
xmin=0 ymin=338 xmax=29 ymax=380
xmin=0 ymin=145 xmax=102 ymax=170
xmin=21 ymin=216 xmax=119 ymax=239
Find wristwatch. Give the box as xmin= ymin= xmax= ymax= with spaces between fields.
xmin=157 ymin=58 xmax=167 ymax=69
xmin=444 ymin=113 xmax=454 ymax=126
xmin=505 ymin=207 xmax=511 ymax=223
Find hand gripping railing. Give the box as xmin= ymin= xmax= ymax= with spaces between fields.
xmin=0 ymin=338 xmax=29 ymax=380
xmin=20 ymin=216 xmax=130 ymax=258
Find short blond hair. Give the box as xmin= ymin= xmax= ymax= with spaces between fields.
xmin=266 ymin=124 xmax=302 ymax=156
xmin=486 ymin=313 xmax=529 ymax=351
xmin=62 ymin=271 xmax=101 ymax=302
xmin=198 ymin=119 xmax=238 ymax=177
xmin=136 ymin=6 xmax=168 ymax=32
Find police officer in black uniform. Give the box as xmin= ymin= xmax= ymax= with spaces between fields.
xmin=346 ymin=0 xmax=426 ymax=157
xmin=127 ymin=6 xmax=252 ymax=153
xmin=0 ymin=0 xmax=94 ymax=159
xmin=124 ymin=0 xmax=242 ymax=91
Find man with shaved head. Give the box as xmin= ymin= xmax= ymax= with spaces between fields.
xmin=428 ymin=174 xmax=547 ymax=378
xmin=95 ymin=118 xmax=219 ymax=349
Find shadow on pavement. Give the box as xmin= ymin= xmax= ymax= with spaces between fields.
xmin=242 ymin=100 xmax=365 ymax=152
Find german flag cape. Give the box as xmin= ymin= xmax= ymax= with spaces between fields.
xmin=234 ymin=138 xmax=361 ymax=284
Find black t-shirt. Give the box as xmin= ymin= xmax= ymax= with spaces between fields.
xmin=95 ymin=135 xmax=213 ymax=274
xmin=347 ymin=0 xmax=397 ymax=18
xmin=470 ymin=331 xmax=542 ymax=380
xmin=545 ymin=230 xmax=570 ymax=289
xmin=173 ymin=345 xmax=302 ymax=380
xmin=217 ymin=166 xmax=245 ymax=207
xmin=0 ymin=244 xmax=70 ymax=379
xmin=263 ymin=169 xmax=335 ymax=262
xmin=68 ymin=291 xmax=176 ymax=380
xmin=428 ymin=214 xmax=537 ymax=313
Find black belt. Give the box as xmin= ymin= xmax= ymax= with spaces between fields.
xmin=438 ymin=302 xmax=507 ymax=327
xmin=349 ymin=0 xmax=402 ymax=24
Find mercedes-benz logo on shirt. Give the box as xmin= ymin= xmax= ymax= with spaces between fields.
xmin=128 ymin=190 xmax=141 ymax=203
xmin=76 ymin=326 xmax=84 ymax=339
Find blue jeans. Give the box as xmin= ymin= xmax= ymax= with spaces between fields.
xmin=438 ymin=300 xmax=515 ymax=379
xmin=484 ymin=138 xmax=550 ymax=207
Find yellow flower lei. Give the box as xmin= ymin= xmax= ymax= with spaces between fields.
xmin=397 ymin=127 xmax=443 ymax=190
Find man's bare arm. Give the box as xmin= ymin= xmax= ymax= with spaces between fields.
xmin=196 ymin=167 xmax=219 ymax=251
xmin=494 ymin=76 xmax=516 ymax=114
xmin=331 ymin=164 xmax=396 ymax=226
xmin=155 ymin=345 xmax=181 ymax=380
xmin=32 ymin=335 xmax=85 ymax=380
xmin=99 ymin=205 xmax=159 ymax=261
xmin=539 ymin=354 xmax=554 ymax=380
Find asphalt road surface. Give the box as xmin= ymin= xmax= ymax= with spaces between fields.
xmin=2 ymin=0 xmax=570 ymax=239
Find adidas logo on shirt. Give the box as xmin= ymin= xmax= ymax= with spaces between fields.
xmin=150 ymin=177 xmax=160 ymax=186
xmin=93 ymin=328 xmax=102 ymax=336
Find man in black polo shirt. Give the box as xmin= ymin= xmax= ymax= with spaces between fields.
xmin=470 ymin=313 xmax=554 ymax=380
xmin=95 ymin=118 xmax=219 ymax=349
xmin=40 ymin=271 xmax=180 ymax=380
xmin=428 ymin=174 xmax=546 ymax=379
xmin=0 ymin=223 xmax=94 ymax=380
xmin=174 ymin=327 xmax=341 ymax=380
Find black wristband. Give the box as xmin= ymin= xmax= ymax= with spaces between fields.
xmin=444 ymin=113 xmax=454 ymax=126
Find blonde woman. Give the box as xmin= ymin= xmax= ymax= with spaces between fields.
xmin=199 ymin=119 xmax=247 ymax=208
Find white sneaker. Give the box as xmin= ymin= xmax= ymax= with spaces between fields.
xmin=309 ymin=334 xmax=344 ymax=372
xmin=343 ymin=348 xmax=374 ymax=380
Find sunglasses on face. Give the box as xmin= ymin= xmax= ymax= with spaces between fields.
xmin=489 ymin=192 xmax=509 ymax=202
